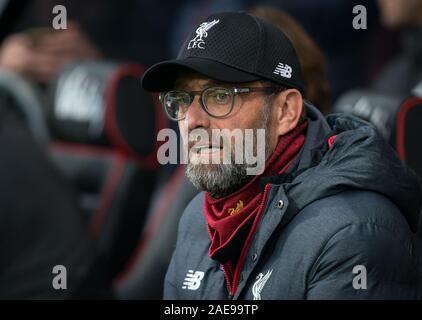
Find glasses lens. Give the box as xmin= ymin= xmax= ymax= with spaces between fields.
xmin=162 ymin=91 xmax=191 ymax=120
xmin=203 ymin=87 xmax=234 ymax=117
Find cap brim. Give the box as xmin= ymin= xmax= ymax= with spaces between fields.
xmin=141 ymin=57 xmax=261 ymax=92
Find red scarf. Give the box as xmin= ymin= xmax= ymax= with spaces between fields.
xmin=204 ymin=122 xmax=307 ymax=290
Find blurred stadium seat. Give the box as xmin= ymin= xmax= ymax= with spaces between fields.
xmin=0 ymin=69 xmax=49 ymax=144
xmin=333 ymin=89 xmax=404 ymax=144
xmin=0 ymin=69 xmax=112 ymax=298
xmin=46 ymin=62 xmax=168 ymax=277
xmin=333 ymin=88 xmax=422 ymax=178
xmin=115 ymin=165 xmax=199 ymax=299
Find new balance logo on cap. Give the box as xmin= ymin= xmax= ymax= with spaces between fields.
xmin=182 ymin=270 xmax=205 ymax=290
xmin=273 ymin=63 xmax=293 ymax=79
xmin=188 ymin=19 xmax=220 ymax=50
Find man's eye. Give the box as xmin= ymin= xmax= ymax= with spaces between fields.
xmin=211 ymin=90 xmax=230 ymax=103
xmin=168 ymin=95 xmax=188 ymax=105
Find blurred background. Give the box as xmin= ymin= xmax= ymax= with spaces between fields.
xmin=0 ymin=0 xmax=421 ymax=299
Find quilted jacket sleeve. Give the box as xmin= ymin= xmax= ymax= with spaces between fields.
xmin=306 ymin=223 xmax=422 ymax=299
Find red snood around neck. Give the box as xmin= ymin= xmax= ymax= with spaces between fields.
xmin=204 ymin=121 xmax=308 ymax=265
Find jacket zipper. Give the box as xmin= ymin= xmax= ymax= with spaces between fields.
xmin=222 ymin=264 xmax=234 ymax=299
xmin=227 ymin=183 xmax=272 ymax=299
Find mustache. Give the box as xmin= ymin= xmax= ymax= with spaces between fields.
xmin=186 ymin=128 xmax=264 ymax=149
xmin=188 ymin=138 xmax=225 ymax=151
xmin=187 ymin=129 xmax=230 ymax=150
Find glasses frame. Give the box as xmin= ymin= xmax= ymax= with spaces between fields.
xmin=159 ymin=86 xmax=284 ymax=121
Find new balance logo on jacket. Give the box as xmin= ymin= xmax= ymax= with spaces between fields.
xmin=182 ymin=270 xmax=204 ymax=290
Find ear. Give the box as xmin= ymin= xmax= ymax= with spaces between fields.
xmin=273 ymin=89 xmax=303 ymax=137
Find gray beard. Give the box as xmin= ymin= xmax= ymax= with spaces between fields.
xmin=186 ymin=161 xmax=251 ymax=198
xmin=185 ymin=102 xmax=272 ymax=199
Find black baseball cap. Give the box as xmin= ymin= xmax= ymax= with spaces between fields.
xmin=142 ymin=12 xmax=304 ymax=93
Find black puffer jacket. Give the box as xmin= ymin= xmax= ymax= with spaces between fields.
xmin=164 ymin=102 xmax=422 ymax=300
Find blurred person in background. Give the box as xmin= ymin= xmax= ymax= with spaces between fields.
xmin=248 ymin=6 xmax=331 ymax=114
xmin=0 ymin=21 xmax=101 ymax=84
xmin=0 ymin=0 xmax=178 ymax=84
xmin=0 ymin=0 xmax=104 ymax=84
xmin=373 ymin=0 xmax=422 ymax=94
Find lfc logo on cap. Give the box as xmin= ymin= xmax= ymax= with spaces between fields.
xmin=188 ymin=19 xmax=219 ymax=50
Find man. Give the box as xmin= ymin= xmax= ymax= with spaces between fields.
xmin=142 ymin=12 xmax=422 ymax=299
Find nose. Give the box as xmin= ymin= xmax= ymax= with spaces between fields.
xmin=184 ymin=95 xmax=211 ymax=130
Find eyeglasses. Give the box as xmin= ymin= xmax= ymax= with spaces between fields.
xmin=159 ymin=86 xmax=283 ymax=121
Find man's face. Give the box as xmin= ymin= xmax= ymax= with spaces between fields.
xmin=377 ymin=0 xmax=422 ymax=28
xmin=176 ymin=73 xmax=279 ymax=198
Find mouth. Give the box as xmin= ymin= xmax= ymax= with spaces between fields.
xmin=190 ymin=144 xmax=223 ymax=155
